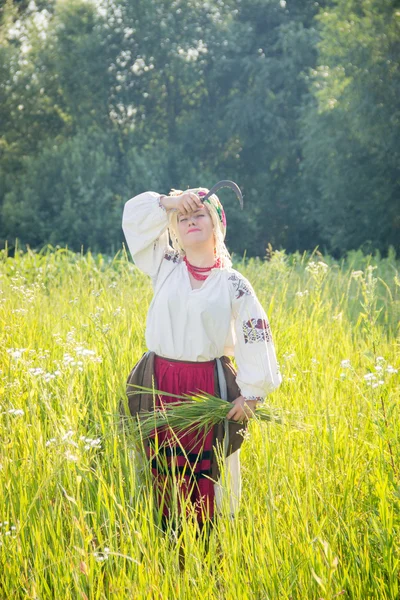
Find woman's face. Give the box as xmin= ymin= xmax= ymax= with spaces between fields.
xmin=176 ymin=204 xmax=215 ymax=250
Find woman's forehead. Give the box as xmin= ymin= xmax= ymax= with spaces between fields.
xmin=177 ymin=204 xmax=211 ymax=218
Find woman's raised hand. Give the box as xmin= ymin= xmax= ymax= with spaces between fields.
xmin=160 ymin=190 xmax=204 ymax=214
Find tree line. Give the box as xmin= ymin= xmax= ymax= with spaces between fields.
xmin=0 ymin=0 xmax=398 ymax=258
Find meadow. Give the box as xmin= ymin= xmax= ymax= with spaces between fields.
xmin=0 ymin=242 xmax=399 ymax=599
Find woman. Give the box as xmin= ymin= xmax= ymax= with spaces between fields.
xmin=121 ymin=186 xmax=282 ymax=528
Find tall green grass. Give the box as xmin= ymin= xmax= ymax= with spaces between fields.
xmin=0 ymin=242 xmax=399 ymax=599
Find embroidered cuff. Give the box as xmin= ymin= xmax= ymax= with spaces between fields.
xmin=243 ymin=395 xmax=264 ymax=402
xmin=158 ymin=195 xmax=167 ymax=212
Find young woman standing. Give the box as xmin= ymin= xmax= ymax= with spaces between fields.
xmin=122 ymin=186 xmax=282 ymax=529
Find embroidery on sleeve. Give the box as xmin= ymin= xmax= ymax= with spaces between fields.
xmin=158 ymin=197 xmax=167 ymax=212
xmin=242 ymin=318 xmax=272 ymax=344
xmin=228 ymin=273 xmax=254 ymax=299
xmin=164 ymin=249 xmax=181 ymax=263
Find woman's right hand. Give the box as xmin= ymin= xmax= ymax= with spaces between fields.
xmin=160 ymin=190 xmax=204 ymax=214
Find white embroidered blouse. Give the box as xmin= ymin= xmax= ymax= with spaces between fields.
xmin=122 ymin=191 xmax=282 ymax=402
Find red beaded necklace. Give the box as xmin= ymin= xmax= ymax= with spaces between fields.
xmin=183 ymin=255 xmax=222 ymax=280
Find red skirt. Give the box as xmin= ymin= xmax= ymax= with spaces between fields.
xmin=145 ymin=354 xmax=216 ymax=523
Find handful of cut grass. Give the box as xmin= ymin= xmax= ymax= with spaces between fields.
xmin=125 ymin=385 xmax=283 ymax=440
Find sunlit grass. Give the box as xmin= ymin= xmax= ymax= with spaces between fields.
xmin=0 ymin=242 xmax=399 ymax=599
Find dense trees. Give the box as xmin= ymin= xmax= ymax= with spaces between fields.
xmin=0 ymin=0 xmax=398 ymax=257
xmin=301 ymin=0 xmax=400 ymax=255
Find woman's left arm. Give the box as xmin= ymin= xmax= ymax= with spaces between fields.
xmin=226 ymin=272 xmax=282 ymax=421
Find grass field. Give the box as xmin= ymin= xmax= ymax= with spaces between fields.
xmin=1 ymin=242 xmax=399 ymax=599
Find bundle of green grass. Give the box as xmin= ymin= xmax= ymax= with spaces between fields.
xmin=123 ymin=386 xmax=289 ymax=441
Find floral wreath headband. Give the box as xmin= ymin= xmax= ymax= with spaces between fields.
xmin=197 ymin=190 xmax=227 ymax=238
xmin=197 ymin=180 xmax=244 ymax=240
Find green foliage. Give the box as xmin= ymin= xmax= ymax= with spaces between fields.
xmin=301 ymin=0 xmax=400 ymax=255
xmin=2 ymin=130 xmax=122 ymax=252
xmin=0 ymin=0 xmax=398 ymax=258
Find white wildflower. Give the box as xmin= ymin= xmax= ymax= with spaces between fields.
xmin=66 ymin=329 xmax=76 ymax=342
xmin=8 ymin=409 xmax=24 ymax=416
xmin=285 ymin=374 xmax=297 ymax=381
xmin=83 ymin=438 xmax=101 ymax=450
xmin=6 ymin=348 xmax=28 ymax=360
xmin=93 ymin=547 xmax=110 ymax=562
xmin=306 ymin=261 xmax=329 ymax=275
xmin=65 ymin=450 xmax=78 ymax=462
xmin=93 ymin=553 xmax=107 ymax=562
xmin=341 ymin=359 xmax=351 ymax=368
xmin=75 ymin=347 xmax=96 ymax=357
xmin=370 ymin=381 xmax=385 ymax=388
xmin=28 ymin=367 xmax=45 ymax=376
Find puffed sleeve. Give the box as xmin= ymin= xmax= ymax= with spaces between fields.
xmin=228 ymin=271 xmax=282 ymax=402
xmin=122 ymin=191 xmax=172 ymax=282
